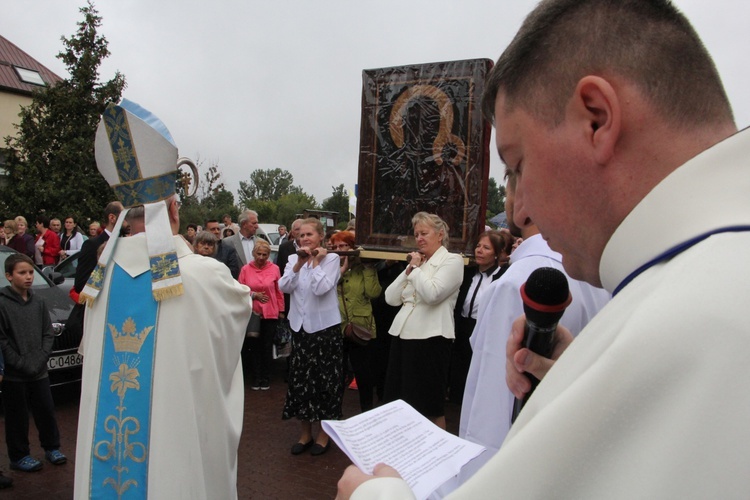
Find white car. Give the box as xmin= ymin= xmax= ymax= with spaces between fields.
xmin=257 ymin=223 xmax=280 ymax=244
xmin=256 ymin=223 xmax=280 ymax=262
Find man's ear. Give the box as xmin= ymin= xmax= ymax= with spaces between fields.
xmin=168 ymin=198 xmax=180 ymax=224
xmin=572 ymin=75 xmax=621 ymax=165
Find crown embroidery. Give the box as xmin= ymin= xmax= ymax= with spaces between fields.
xmin=108 ymin=318 xmax=154 ymax=354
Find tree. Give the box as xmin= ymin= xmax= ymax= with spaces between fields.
xmin=486 ymin=177 xmax=507 ymax=216
xmin=236 ymin=168 xmax=318 ymax=223
xmin=275 ymin=192 xmax=317 ymax=228
xmin=321 ymin=184 xmax=350 ymax=223
xmin=237 ymin=168 xmax=295 ymax=206
xmin=1 ymin=1 xmax=126 ymax=224
xmin=176 ymin=157 xmax=238 ymax=231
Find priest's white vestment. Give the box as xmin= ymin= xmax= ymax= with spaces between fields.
xmin=350 ymin=116 xmax=750 ymax=500
xmin=74 ymin=234 xmax=251 ymax=499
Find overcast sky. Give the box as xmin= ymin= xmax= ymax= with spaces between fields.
xmin=2 ymin=0 xmax=748 ymax=205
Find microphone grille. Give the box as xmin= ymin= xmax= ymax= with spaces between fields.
xmin=524 ymin=267 xmax=570 ymax=307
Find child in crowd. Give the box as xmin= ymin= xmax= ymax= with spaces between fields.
xmin=0 ymin=253 xmax=66 ymax=472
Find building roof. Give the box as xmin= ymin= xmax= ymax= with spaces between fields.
xmin=0 ymin=34 xmax=62 ymax=95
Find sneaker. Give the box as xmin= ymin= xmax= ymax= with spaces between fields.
xmin=10 ymin=455 xmax=42 ymax=472
xmin=260 ymin=381 xmax=270 ymax=391
xmin=250 ymin=383 xmax=261 ymax=391
xmin=0 ymin=471 xmax=12 ymax=489
xmin=45 ymin=449 xmax=67 ymax=465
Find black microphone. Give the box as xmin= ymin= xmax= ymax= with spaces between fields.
xmin=511 ymin=267 xmax=572 ymax=423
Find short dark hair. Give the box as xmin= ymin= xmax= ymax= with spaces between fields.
xmin=103 ymin=201 xmax=123 ymax=223
xmin=36 ymin=215 xmax=50 ymax=228
xmin=187 ymin=223 xmax=198 ymax=231
xmin=204 ymin=219 xmax=219 ymax=227
xmin=125 ymin=205 xmax=145 ymax=223
xmin=5 ymin=253 xmax=34 ymax=274
xmin=482 ymin=0 xmax=733 ymax=129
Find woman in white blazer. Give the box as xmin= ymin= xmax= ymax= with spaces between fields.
xmin=383 ymin=212 xmax=463 ymax=429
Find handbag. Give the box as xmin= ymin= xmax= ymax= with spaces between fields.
xmin=339 ymin=282 xmax=373 ymax=346
xmin=274 ymin=318 xmax=293 ymax=346
xmin=343 ymin=322 xmax=372 ymax=346
xmin=273 ymin=318 xmax=293 ymax=358
xmin=246 ymin=312 xmax=262 ymax=338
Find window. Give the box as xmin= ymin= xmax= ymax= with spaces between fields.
xmin=13 ymin=66 xmax=46 ymax=86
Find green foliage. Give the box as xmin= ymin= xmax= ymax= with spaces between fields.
xmin=236 ymin=168 xmax=318 ymax=224
xmin=176 ymin=159 xmax=238 ymax=231
xmin=1 ymin=1 xmax=126 ymax=225
xmin=250 ymin=200 xmax=277 ymax=223
xmin=486 ymin=177 xmax=507 ymax=216
xmin=321 ymin=184 xmax=350 ymax=220
xmin=275 ymin=192 xmax=317 ymax=227
xmin=237 ymin=168 xmax=296 ymax=206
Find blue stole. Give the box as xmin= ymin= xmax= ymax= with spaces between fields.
xmin=90 ymin=264 xmax=159 ymax=498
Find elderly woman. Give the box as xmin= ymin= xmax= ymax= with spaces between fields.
xmin=384 ymin=212 xmax=463 ymax=429
xmin=238 ymin=239 xmax=284 ymax=390
xmin=12 ymin=216 xmax=35 ymax=258
xmin=329 ymin=231 xmax=381 ymax=412
xmin=59 ymin=216 xmax=84 ymax=260
xmin=279 ymin=217 xmax=342 ymax=456
xmin=449 ymin=230 xmax=514 ymax=404
xmin=4 ymin=220 xmax=25 ymax=256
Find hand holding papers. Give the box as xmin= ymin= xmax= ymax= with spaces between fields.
xmin=323 ymin=400 xmax=485 ymax=500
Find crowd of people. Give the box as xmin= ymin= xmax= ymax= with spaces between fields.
xmin=0 ymin=194 xmax=600 ymax=492
xmin=0 ymin=214 xmax=104 ymax=265
xmin=179 ymin=204 xmax=588 ymax=468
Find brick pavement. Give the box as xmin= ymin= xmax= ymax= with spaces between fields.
xmin=0 ymin=360 xmax=461 ymax=498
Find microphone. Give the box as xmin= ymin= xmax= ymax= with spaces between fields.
xmin=511 ymin=267 xmax=572 ymax=422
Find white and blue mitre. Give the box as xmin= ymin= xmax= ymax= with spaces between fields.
xmin=80 ymin=98 xmax=184 ymax=304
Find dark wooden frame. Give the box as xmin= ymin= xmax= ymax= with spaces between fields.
xmin=355 ymin=58 xmax=493 ymax=256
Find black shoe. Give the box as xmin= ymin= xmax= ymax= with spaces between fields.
xmin=0 ymin=472 xmax=12 ymax=489
xmin=310 ymin=442 xmax=330 ymax=456
xmin=291 ymin=440 xmax=313 ymax=455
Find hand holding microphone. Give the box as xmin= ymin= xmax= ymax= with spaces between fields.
xmin=510 ymin=267 xmax=572 ymax=422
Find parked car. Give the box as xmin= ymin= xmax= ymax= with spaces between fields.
xmin=43 ymin=253 xmax=78 ymax=297
xmin=256 ymin=224 xmax=280 ymax=261
xmin=257 ymin=223 xmax=281 ymax=245
xmin=0 ymin=246 xmax=81 ymax=388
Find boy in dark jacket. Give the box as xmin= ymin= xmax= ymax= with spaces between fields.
xmin=0 ymin=253 xmax=66 ymax=472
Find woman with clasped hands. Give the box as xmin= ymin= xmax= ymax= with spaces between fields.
xmin=278 ymin=217 xmax=343 ymax=457
xmin=383 ymin=212 xmax=463 ymax=429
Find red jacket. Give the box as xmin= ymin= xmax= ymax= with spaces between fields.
xmin=39 ymin=230 xmax=60 ymax=266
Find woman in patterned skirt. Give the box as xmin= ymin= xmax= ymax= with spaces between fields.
xmin=279 ymin=218 xmax=342 ymax=456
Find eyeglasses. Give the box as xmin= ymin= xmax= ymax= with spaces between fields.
xmin=332 ymin=244 xmax=351 ymax=250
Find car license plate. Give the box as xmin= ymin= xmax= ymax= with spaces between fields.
xmin=47 ymin=352 xmax=83 ymax=370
